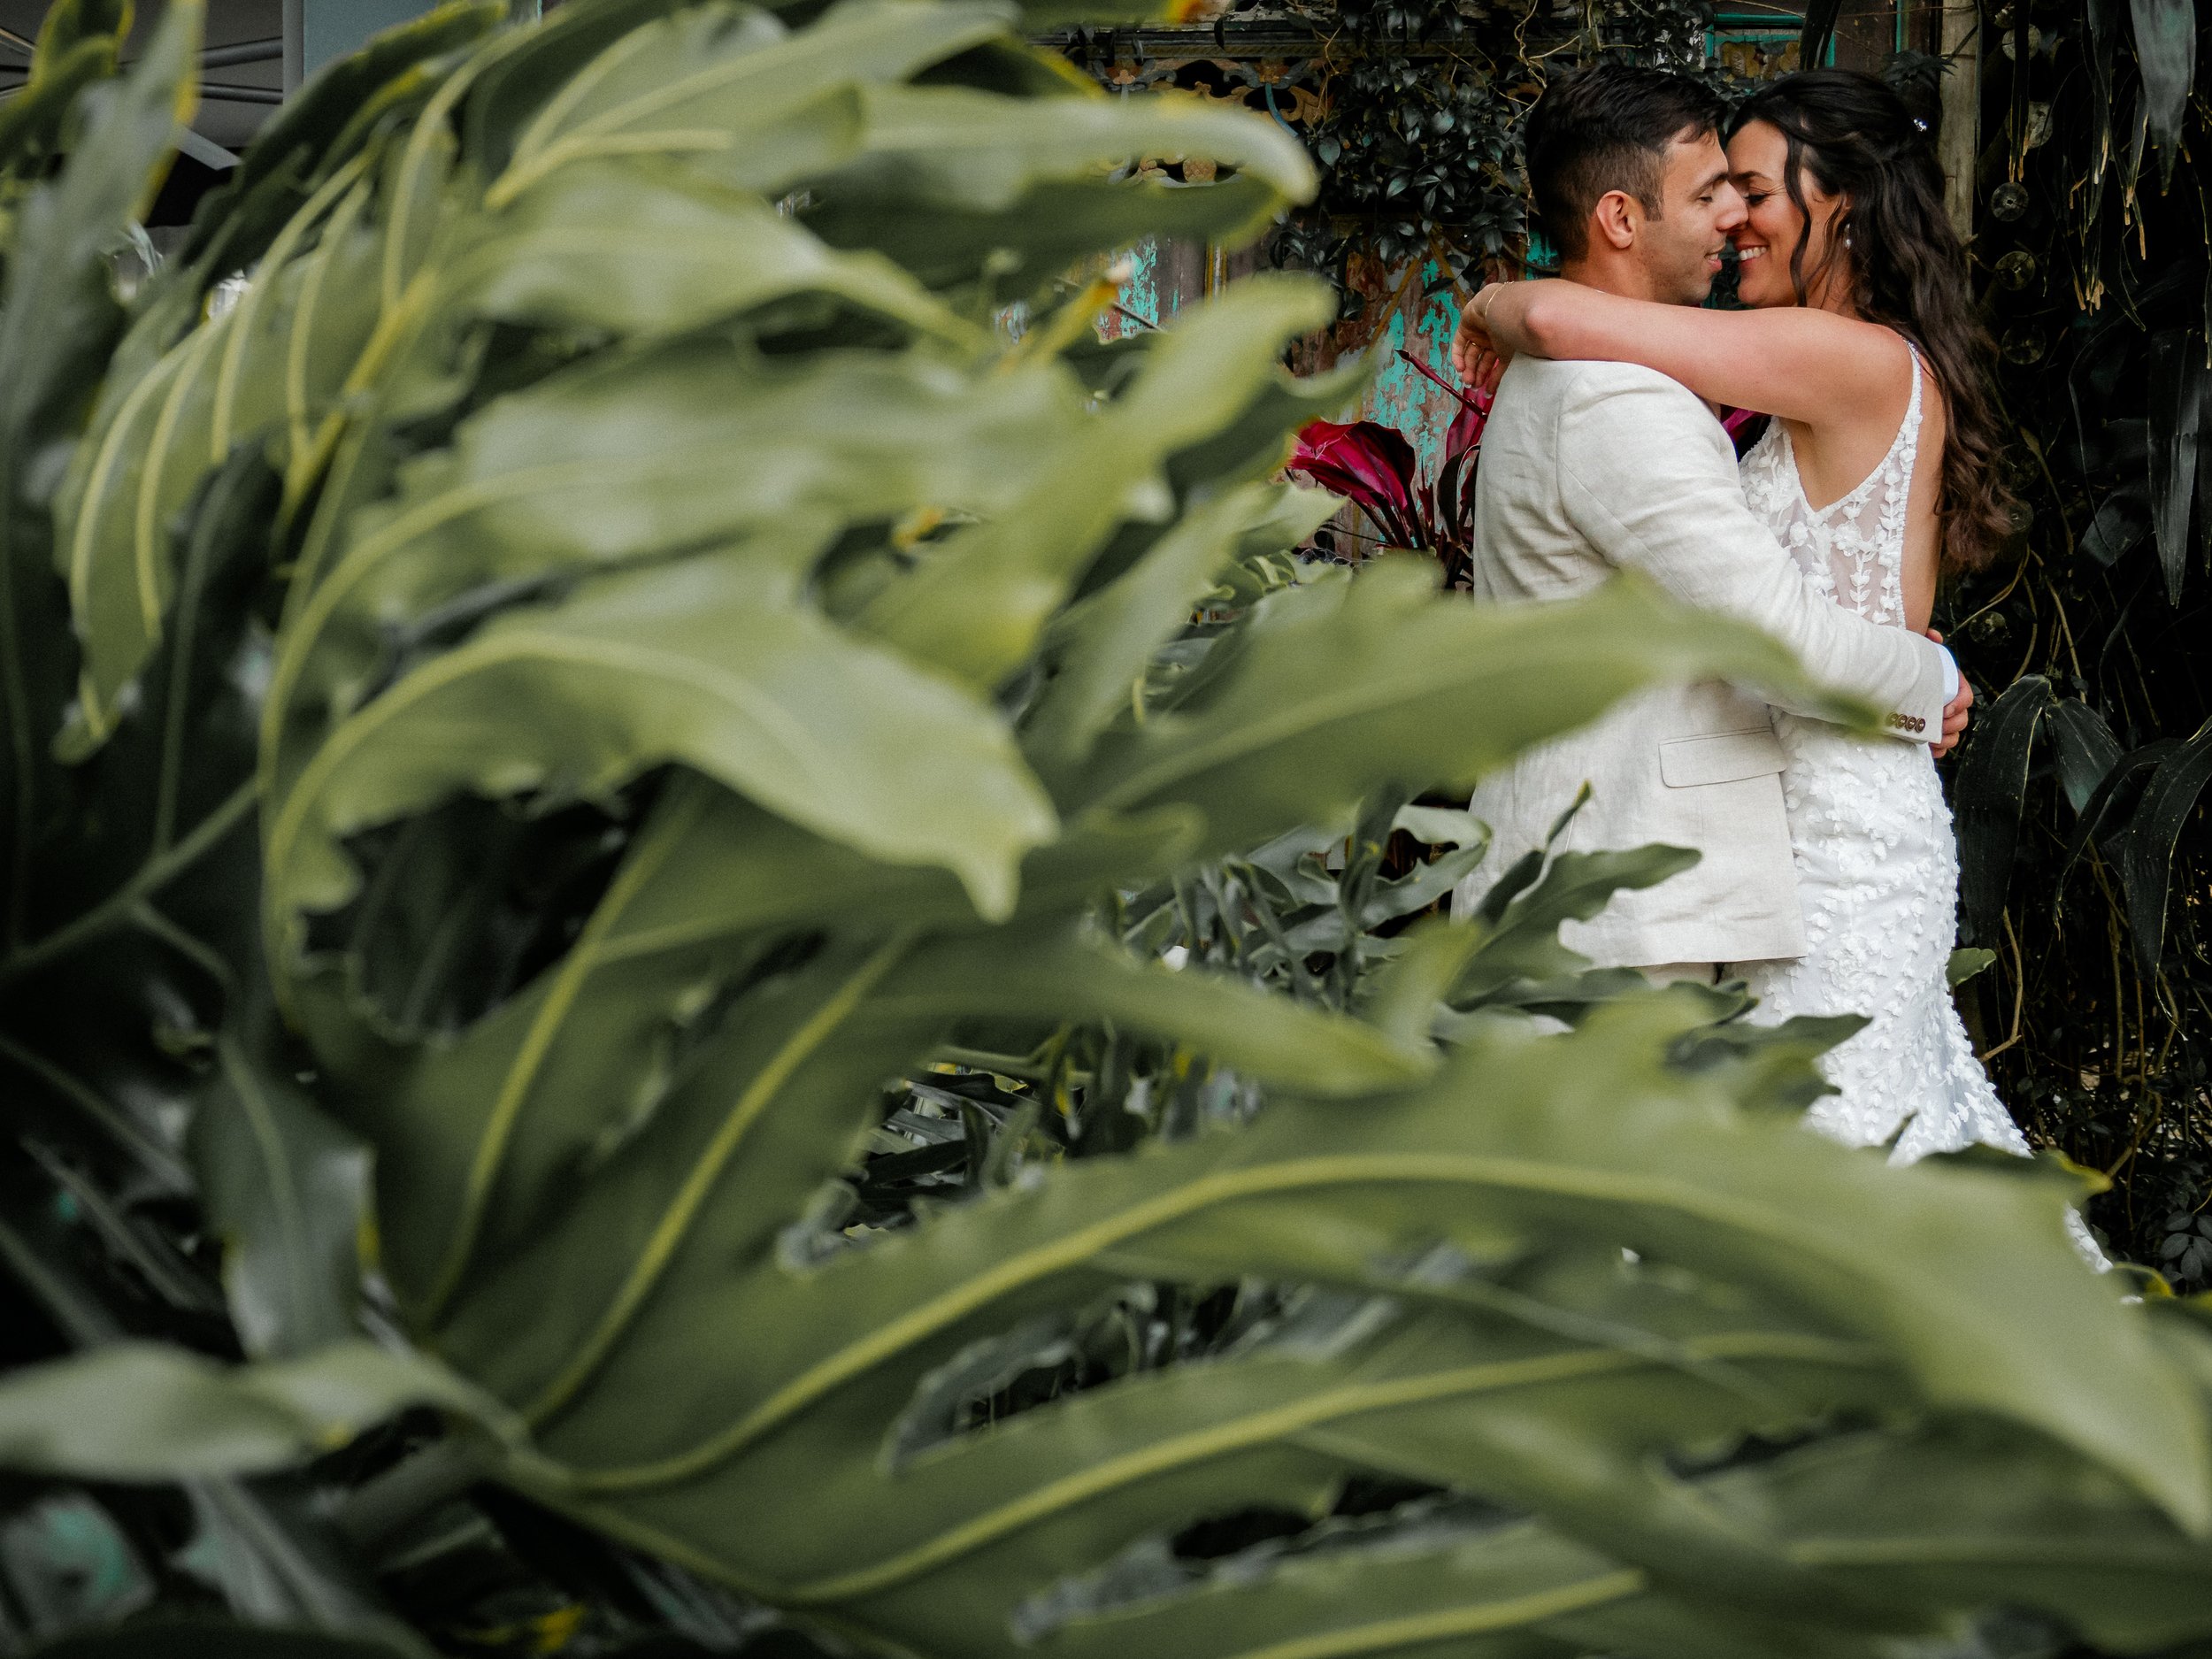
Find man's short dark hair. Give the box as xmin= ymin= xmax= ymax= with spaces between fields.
xmin=1524 ymin=65 xmax=1728 ymax=261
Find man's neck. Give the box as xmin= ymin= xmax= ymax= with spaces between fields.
xmin=1558 ymin=254 xmax=1678 ymax=305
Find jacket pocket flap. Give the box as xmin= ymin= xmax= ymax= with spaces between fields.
xmin=1659 ymin=728 xmax=1786 ymax=788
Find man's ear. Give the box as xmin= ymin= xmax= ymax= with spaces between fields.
xmin=1589 ymin=188 xmax=1639 ymax=252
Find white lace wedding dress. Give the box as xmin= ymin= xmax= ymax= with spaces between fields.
xmin=1733 ymin=347 xmax=2039 ymax=1165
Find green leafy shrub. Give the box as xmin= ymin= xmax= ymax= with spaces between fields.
xmin=0 ymin=4 xmax=2210 ymax=1656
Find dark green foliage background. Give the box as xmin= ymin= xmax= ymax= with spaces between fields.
xmin=1267 ymin=0 xmax=1717 ymax=296
xmin=1946 ymin=0 xmax=2212 ymax=1286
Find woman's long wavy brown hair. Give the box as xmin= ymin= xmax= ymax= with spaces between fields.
xmin=1729 ymin=70 xmax=2015 ymax=573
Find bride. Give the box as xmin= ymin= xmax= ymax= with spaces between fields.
xmin=1452 ymin=70 xmax=2038 ymax=1171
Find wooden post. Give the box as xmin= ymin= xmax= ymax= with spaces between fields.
xmin=281 ymin=0 xmax=303 ymax=94
xmin=1939 ymin=0 xmax=1979 ymax=242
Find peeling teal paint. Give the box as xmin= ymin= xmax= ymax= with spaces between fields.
xmin=1100 ymin=238 xmax=1162 ymax=339
xmin=1364 ymin=258 xmax=1467 ymax=475
xmin=1124 ymin=237 xmax=1162 ymax=326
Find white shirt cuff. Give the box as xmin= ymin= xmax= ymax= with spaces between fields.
xmin=1939 ymin=648 xmax=1959 ymax=703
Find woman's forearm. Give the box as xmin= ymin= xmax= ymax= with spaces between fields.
xmin=1492 ymin=280 xmax=1659 ymax=363
xmin=1474 ymin=280 xmax=1901 ymax=426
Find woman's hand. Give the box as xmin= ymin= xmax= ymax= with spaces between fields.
xmin=1451 ymin=282 xmax=1516 ymax=396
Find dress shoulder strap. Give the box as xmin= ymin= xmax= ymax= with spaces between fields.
xmin=1894 ymin=340 xmax=1924 ymax=476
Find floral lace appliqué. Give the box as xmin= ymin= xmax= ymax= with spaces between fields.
xmin=1734 ymin=349 xmax=2096 ymax=1259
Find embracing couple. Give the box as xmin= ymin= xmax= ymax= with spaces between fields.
xmin=1448 ymin=65 xmax=2039 ymax=1171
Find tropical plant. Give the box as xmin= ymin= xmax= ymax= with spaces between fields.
xmin=2 ymin=4 xmax=2212 ymax=1658
xmin=1288 ymin=354 xmax=1485 ymax=585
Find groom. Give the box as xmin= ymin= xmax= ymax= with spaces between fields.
xmin=1448 ymin=65 xmax=1970 ymax=982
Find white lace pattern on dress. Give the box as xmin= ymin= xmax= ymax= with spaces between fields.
xmin=1734 ymin=349 xmax=2042 ymax=1167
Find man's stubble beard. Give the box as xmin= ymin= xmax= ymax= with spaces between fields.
xmin=1631 ymin=214 xmax=1719 ymax=308
xmin=1661 ymin=244 xmax=1718 ymax=308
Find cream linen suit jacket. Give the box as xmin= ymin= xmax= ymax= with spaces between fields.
xmin=1451 ymin=357 xmax=1952 ymax=968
